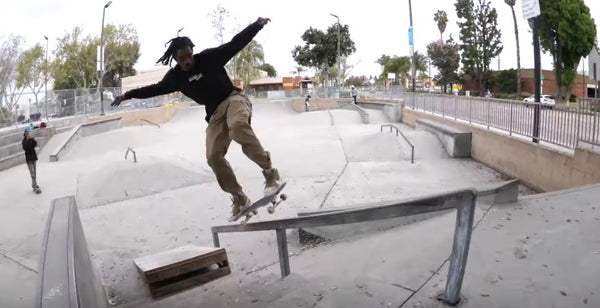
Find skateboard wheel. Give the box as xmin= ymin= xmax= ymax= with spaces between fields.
xmin=280 ymin=194 xmax=288 ymax=201
xmin=267 ymin=207 xmax=275 ymax=214
xmin=252 ymin=210 xmax=258 ymax=215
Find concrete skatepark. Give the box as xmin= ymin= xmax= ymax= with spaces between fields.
xmin=0 ymin=98 xmax=599 ymax=307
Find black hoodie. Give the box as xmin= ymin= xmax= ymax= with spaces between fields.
xmin=124 ymin=21 xmax=264 ymax=122
xmin=22 ymin=137 xmax=38 ymax=162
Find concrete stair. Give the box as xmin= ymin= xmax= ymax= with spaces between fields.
xmin=0 ymin=128 xmax=54 ymax=171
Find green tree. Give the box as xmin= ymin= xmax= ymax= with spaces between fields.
xmin=290 ymin=66 xmax=305 ymax=77
xmin=455 ymin=0 xmax=503 ymax=94
xmin=0 ymin=35 xmax=24 ymax=122
xmin=382 ymin=56 xmax=411 ymax=85
xmin=376 ymin=54 xmax=391 ymax=79
xmin=345 ymin=75 xmax=368 ymax=87
xmin=52 ymin=27 xmax=99 ymax=90
xmin=427 ymin=39 xmax=460 ymax=93
xmin=101 ymin=24 xmax=140 ymax=87
xmin=434 ymin=10 xmax=449 ymax=41
xmin=538 ymin=0 xmax=597 ymax=103
xmin=17 ymin=44 xmax=46 ymax=112
xmin=258 ymin=63 xmax=277 ymax=77
xmin=233 ymin=40 xmax=264 ymax=86
xmin=413 ymin=51 xmax=428 ymax=79
xmin=505 ymin=0 xmax=521 ymax=97
xmin=495 ymin=69 xmax=518 ymax=94
xmin=292 ymin=24 xmax=356 ymax=86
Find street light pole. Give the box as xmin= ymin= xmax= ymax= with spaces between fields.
xmin=330 ymin=14 xmax=341 ymax=88
xmin=408 ymin=0 xmax=416 ymax=92
xmin=44 ymin=36 xmax=49 ymax=120
xmin=99 ymin=1 xmax=112 ymax=116
xmin=532 ymin=17 xmax=541 ymax=143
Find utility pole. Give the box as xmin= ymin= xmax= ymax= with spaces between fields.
xmin=532 ymin=17 xmax=541 ymax=143
xmin=44 ymin=36 xmax=49 ymax=120
xmin=99 ymin=1 xmax=112 ymax=116
xmin=408 ymin=0 xmax=415 ymax=92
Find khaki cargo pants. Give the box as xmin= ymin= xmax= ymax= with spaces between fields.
xmin=206 ymin=91 xmax=271 ymax=195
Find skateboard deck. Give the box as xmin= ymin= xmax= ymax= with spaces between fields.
xmin=228 ymin=182 xmax=287 ymax=224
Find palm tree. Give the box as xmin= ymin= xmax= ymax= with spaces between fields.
xmin=434 ymin=10 xmax=448 ymax=41
xmin=291 ymin=66 xmax=305 ymax=77
xmin=413 ymin=51 xmax=428 ymax=77
xmin=232 ymin=40 xmax=264 ymax=86
xmin=505 ymin=0 xmax=521 ymax=97
xmin=383 ymin=56 xmax=411 ymax=85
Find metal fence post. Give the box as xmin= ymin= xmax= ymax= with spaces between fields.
xmin=276 ymin=228 xmax=291 ymax=278
xmin=212 ymin=232 xmax=220 ymax=248
xmin=576 ymin=101 xmax=582 ymax=148
xmin=593 ymin=111 xmax=598 ymax=147
xmin=469 ymin=98 xmax=472 ymax=124
xmin=454 ymin=96 xmax=457 ymax=121
xmin=487 ymin=97 xmax=490 ymax=129
xmin=444 ymin=195 xmax=476 ymax=305
xmin=442 ymin=95 xmax=446 ymax=117
xmin=509 ymin=100 xmax=513 ymax=136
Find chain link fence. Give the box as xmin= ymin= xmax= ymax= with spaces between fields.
xmin=402 ymin=92 xmax=600 ymax=150
xmin=0 ymin=87 xmax=179 ymax=132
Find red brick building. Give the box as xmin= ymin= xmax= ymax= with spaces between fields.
xmin=248 ymin=76 xmax=313 ymax=92
xmin=463 ymin=69 xmax=599 ymax=98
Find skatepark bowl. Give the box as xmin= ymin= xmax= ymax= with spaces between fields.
xmin=2 ymin=97 xmax=599 ymax=308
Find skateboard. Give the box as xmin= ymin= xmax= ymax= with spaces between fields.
xmin=33 ymin=186 xmax=41 ymax=194
xmin=228 ymin=182 xmax=288 ymax=225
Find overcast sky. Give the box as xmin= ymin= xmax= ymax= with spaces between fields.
xmin=1 ymin=0 xmax=599 ymax=79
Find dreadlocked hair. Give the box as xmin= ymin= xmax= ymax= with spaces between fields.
xmin=157 ymin=36 xmax=195 ymax=66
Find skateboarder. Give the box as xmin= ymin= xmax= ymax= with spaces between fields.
xmin=110 ymin=17 xmax=281 ymax=216
xmin=22 ymin=129 xmax=40 ymax=193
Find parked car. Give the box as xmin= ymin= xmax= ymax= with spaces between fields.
xmin=523 ymin=94 xmax=556 ymax=109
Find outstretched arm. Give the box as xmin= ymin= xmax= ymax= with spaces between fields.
xmin=203 ymin=17 xmax=270 ymax=66
xmin=112 ymin=71 xmax=177 ymax=107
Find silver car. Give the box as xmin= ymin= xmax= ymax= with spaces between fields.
xmin=523 ymin=94 xmax=556 ymax=109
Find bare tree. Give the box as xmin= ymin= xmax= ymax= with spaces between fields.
xmin=0 ymin=35 xmax=25 ymax=122
xmin=17 ymin=44 xmax=46 ymax=110
xmin=208 ymin=4 xmax=230 ymax=45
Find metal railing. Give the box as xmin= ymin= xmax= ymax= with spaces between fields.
xmin=140 ymin=119 xmax=160 ymax=128
xmin=125 ymin=147 xmax=137 ymax=163
xmin=381 ymin=124 xmax=414 ymax=163
xmin=212 ymin=189 xmax=477 ymax=305
xmin=403 ymin=93 xmax=600 ymax=149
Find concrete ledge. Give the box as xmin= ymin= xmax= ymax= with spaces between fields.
xmin=0 ymin=127 xmax=54 ymax=147
xmin=0 ymin=136 xmax=51 ymax=171
xmin=36 ymin=196 xmax=108 ymax=308
xmin=338 ymin=103 xmax=370 ymax=124
xmin=0 ymin=152 xmax=26 ymax=171
xmin=477 ymin=179 xmax=520 ymax=204
xmin=416 ymin=118 xmax=472 ymax=158
xmin=49 ymin=117 xmax=122 ymax=162
xmin=403 ymin=108 xmax=600 ymax=192
xmin=291 ymin=98 xmax=339 ymax=112
xmin=357 ymin=101 xmax=403 ymax=122
xmin=0 ymin=141 xmax=26 ymax=158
